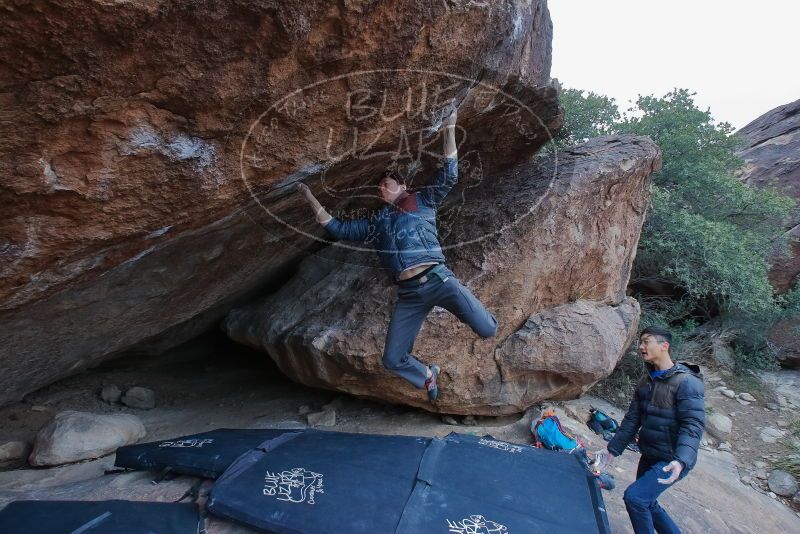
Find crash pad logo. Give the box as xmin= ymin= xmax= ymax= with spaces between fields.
xmin=446 ymin=514 xmax=509 ymax=534
xmin=158 ymin=438 xmax=214 ymax=448
xmin=263 ymin=467 xmax=324 ymax=505
xmin=477 ymin=438 xmax=523 ymax=454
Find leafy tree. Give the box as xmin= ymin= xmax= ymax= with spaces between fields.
xmin=554 ymin=87 xmax=795 ymax=367
xmin=552 ymin=88 xmax=620 ymax=148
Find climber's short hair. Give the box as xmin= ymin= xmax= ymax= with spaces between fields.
xmin=378 ymin=169 xmax=407 ymax=186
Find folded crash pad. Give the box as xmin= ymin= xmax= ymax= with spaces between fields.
xmin=0 ymin=500 xmax=201 ymax=534
xmin=396 ymin=432 xmax=610 ymax=533
xmin=115 ymin=427 xmax=301 ymax=479
xmin=207 ymin=430 xmax=431 ymax=533
xmin=207 ymin=430 xmax=610 ymax=534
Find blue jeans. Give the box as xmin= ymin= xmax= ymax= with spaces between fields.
xmin=623 ymin=457 xmax=688 ymax=534
xmin=383 ymin=265 xmax=498 ymax=388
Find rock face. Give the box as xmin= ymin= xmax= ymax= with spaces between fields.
xmin=224 ymin=135 xmax=662 ymax=414
xmin=737 ymin=98 xmax=800 ymax=292
xmin=28 ymin=411 xmax=146 ymax=467
xmin=0 ymin=1 xmax=562 ymax=406
xmin=737 ymin=99 xmax=800 ymax=368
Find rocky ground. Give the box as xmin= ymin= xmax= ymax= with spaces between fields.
xmin=1 ymin=337 xmax=799 ymax=533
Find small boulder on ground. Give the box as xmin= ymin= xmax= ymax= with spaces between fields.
xmin=28 ymin=410 xmax=146 ymax=466
xmin=306 ymin=409 xmax=336 ymax=427
xmin=0 ymin=441 xmax=31 ymax=463
xmin=442 ymin=415 xmax=459 ymax=426
xmin=721 ymin=389 xmax=736 ymax=399
xmin=768 ymin=469 xmax=799 ymax=497
xmin=707 ymin=413 xmax=733 ymax=438
xmin=760 ymin=427 xmax=785 ymax=444
xmin=121 ymin=387 xmax=156 ymax=409
xmin=100 ymin=384 xmax=122 ymax=403
xmin=739 ymin=392 xmax=757 ymax=402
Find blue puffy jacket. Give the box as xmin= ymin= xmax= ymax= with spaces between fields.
xmin=323 ymin=157 xmax=458 ymax=277
xmin=607 ymin=362 xmax=705 ymax=471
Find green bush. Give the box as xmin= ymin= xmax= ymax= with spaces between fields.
xmin=552 ymin=87 xmax=796 ymax=369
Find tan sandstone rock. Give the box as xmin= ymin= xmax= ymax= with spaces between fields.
xmin=28 ymin=411 xmax=146 ymax=467
xmin=224 ymin=135 xmax=662 ymax=414
xmin=0 ymin=0 xmax=561 ymax=406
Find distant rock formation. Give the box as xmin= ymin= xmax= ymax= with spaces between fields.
xmin=737 ymin=99 xmax=800 ymax=367
xmin=737 ymin=99 xmax=800 ymax=292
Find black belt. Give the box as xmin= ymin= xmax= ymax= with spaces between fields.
xmin=397 ymin=263 xmax=447 ymax=287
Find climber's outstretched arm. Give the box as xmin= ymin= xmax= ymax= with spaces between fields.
xmin=443 ymin=108 xmax=457 ymax=158
xmin=297 ymin=183 xmax=369 ymax=242
xmin=420 ymin=109 xmax=458 ymax=208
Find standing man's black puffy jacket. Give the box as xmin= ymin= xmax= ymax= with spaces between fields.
xmin=607 ymin=362 xmax=705 ymax=470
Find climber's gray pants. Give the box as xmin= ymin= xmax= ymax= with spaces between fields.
xmin=383 ymin=264 xmax=498 ymax=388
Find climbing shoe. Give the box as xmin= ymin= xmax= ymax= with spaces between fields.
xmin=425 ymin=365 xmax=440 ymax=402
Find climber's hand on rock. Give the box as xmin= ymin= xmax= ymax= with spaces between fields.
xmin=442 ymin=108 xmax=457 ymax=128
xmin=296 ymin=182 xmax=312 ymax=198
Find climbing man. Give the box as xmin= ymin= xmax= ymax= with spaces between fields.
xmin=297 ymin=108 xmax=498 ymax=403
xmin=594 ymin=326 xmax=705 ymax=534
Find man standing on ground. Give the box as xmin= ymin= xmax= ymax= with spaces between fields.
xmin=297 ymin=108 xmax=498 ymax=403
xmin=594 ymin=326 xmax=705 ymax=534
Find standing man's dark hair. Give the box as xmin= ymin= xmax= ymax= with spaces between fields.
xmin=594 ymin=326 xmax=705 ymax=534
xmin=297 ymin=108 xmax=498 ymax=403
xmin=640 ymin=325 xmax=672 ymax=345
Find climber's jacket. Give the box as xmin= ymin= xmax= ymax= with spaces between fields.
xmin=323 ymin=157 xmax=458 ymax=277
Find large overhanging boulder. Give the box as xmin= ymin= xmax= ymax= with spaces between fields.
xmin=0 ymin=1 xmax=561 ymax=406
xmin=224 ymin=135 xmax=662 ymax=414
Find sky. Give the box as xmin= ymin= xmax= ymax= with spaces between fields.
xmin=548 ymin=0 xmax=800 ymax=129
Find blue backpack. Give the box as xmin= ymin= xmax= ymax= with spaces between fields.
xmin=587 ymin=407 xmax=619 ymax=437
xmin=531 ymin=411 xmax=617 ymax=491
xmin=531 ymin=410 xmax=579 ymax=451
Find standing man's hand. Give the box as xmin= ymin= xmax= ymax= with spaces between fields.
xmin=658 ymin=460 xmax=683 ymax=484
xmin=593 ymin=449 xmax=615 ymax=472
